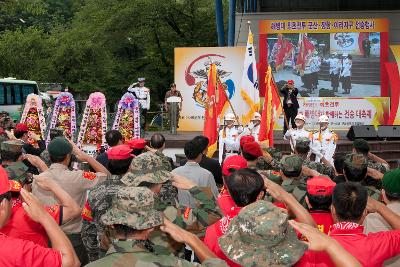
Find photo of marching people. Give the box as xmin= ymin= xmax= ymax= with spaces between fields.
xmin=268 ymin=32 xmax=381 ymax=97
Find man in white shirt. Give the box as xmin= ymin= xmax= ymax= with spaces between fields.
xmin=310 ymin=115 xmax=337 ymax=165
xmin=218 ymin=113 xmax=240 ymax=163
xmin=242 ymin=112 xmax=261 ymax=141
xmin=128 ymin=77 xmax=151 ymax=131
xmin=340 ymin=53 xmax=352 ymax=94
xmin=284 ymin=114 xmax=311 ymax=152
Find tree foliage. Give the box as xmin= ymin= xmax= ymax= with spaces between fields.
xmin=0 ymin=0 xmax=227 ymax=108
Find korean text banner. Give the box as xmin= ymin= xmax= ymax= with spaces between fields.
xmin=260 ymin=18 xmax=388 ymax=34
xmin=174 ymin=47 xmax=245 ymax=131
xmin=274 ymin=97 xmax=389 ymax=130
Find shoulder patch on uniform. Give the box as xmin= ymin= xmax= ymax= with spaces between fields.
xmin=183 ymin=207 xmax=191 ymax=220
xmin=82 ymin=171 xmax=97 ymax=180
xmin=82 ymin=201 xmax=93 ymax=221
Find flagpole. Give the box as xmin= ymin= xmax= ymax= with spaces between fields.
xmin=219 ymin=77 xmax=241 ymax=126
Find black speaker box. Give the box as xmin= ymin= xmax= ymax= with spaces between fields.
xmin=346 ymin=125 xmax=377 ymax=141
xmin=377 ymin=125 xmax=400 ymax=140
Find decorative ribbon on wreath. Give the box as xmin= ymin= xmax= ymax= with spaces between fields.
xmin=20 ymin=93 xmax=46 ymax=139
xmin=112 ymin=92 xmax=141 ymax=141
xmin=46 ymin=92 xmax=77 ymax=145
xmin=77 ymin=92 xmax=108 ymax=149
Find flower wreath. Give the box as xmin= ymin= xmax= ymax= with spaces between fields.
xmin=112 ymin=92 xmax=140 ymax=141
xmin=20 ymin=93 xmax=46 ymax=139
xmin=76 ymin=92 xmax=108 ymax=149
xmin=46 ymin=92 xmax=77 ymax=145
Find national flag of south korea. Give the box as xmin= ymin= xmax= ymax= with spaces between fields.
xmin=238 ymin=27 xmax=260 ymax=125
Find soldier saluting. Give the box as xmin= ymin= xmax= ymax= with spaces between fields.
xmin=128 ymin=78 xmax=151 ymax=132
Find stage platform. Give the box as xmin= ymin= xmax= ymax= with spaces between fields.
xmin=146 ymin=130 xmax=400 ymax=168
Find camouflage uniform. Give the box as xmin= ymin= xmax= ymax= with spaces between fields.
xmin=81 ymin=174 xmax=124 ymax=262
xmin=256 ymin=146 xmax=282 ymax=171
xmin=155 ymin=150 xmax=174 ymax=171
xmin=344 ymin=153 xmax=381 ymax=200
xmin=5 ymin=161 xmax=31 ymax=184
xmin=1 ymin=141 xmax=32 ymax=184
xmin=85 ymin=186 xmax=226 ymax=267
xmin=219 ymin=200 xmax=307 ymax=267
xmin=296 ymin=137 xmax=335 ymax=180
xmin=280 ymin=155 xmax=307 ymax=205
xmin=40 ymin=149 xmax=51 ymax=167
xmin=121 ymin=152 xmax=222 ymax=256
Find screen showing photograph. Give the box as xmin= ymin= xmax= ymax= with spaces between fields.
xmin=267 ymin=32 xmax=381 ymax=97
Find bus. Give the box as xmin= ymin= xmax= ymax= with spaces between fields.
xmin=0 ymin=78 xmax=40 ymax=121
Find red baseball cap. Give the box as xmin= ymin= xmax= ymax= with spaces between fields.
xmin=0 ymin=167 xmax=10 ymax=195
xmin=126 ymin=139 xmax=147 ymax=150
xmin=307 ymin=176 xmax=336 ymax=196
xmin=242 ymin=141 xmax=263 ymax=158
xmin=222 ymin=155 xmax=248 ymax=176
xmin=107 ymin=145 xmax=134 ymax=160
xmin=288 ymin=80 xmax=294 ymax=85
xmin=14 ymin=123 xmax=28 ymax=133
xmin=240 ymin=135 xmax=255 ymax=148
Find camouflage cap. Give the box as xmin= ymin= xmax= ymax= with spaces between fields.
xmin=265 ymin=147 xmax=282 ymax=161
xmin=280 ymin=155 xmax=303 ymax=173
xmin=295 ymin=137 xmax=311 ymax=150
xmin=101 ymin=186 xmax=163 ymax=229
xmin=343 ymin=153 xmax=367 ymax=172
xmin=219 ymin=200 xmax=307 ymax=266
xmin=5 ymin=162 xmax=31 ymax=183
xmin=121 ymin=152 xmax=173 ymax=187
xmin=1 ymin=140 xmax=24 ymax=153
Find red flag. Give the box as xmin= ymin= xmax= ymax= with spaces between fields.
xmin=275 ymin=34 xmax=294 ymax=71
xmin=203 ymin=63 xmax=218 ymax=157
xmin=296 ymin=33 xmax=315 ymax=75
xmin=259 ymin=65 xmax=282 ymax=146
xmin=216 ymin=77 xmax=228 ymax=117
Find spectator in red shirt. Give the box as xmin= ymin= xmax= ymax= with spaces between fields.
xmin=2 ymin=175 xmax=81 ymax=247
xmin=0 ymin=166 xmax=79 ymax=267
xmin=305 ymin=176 xmax=336 ymax=234
xmin=297 ymin=182 xmax=400 ymax=267
xmin=204 ymin=169 xmax=315 ymax=267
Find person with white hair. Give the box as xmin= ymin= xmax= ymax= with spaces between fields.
xmin=340 ymin=53 xmax=353 ymax=94
xmin=310 ymin=115 xmax=338 ymax=164
xmin=284 ymin=114 xmax=312 ymax=151
xmin=241 ymin=112 xmax=261 ymax=141
xmin=218 ymin=113 xmax=240 ymax=163
xmin=323 ymin=52 xmax=341 ymax=92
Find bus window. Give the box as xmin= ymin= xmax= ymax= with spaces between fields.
xmin=14 ymin=85 xmax=22 ymax=105
xmin=22 ymin=85 xmax=35 ymax=102
xmin=5 ymin=85 xmax=12 ymax=105
xmin=0 ymin=84 xmax=4 ymax=105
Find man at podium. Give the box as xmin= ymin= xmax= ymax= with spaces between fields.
xmin=164 ymin=83 xmax=183 ymax=129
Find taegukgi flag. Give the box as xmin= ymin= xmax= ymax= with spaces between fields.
xmin=236 ymin=27 xmax=260 ymax=125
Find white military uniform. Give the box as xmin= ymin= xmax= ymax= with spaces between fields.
xmin=129 ymin=86 xmax=151 ymax=110
xmin=324 ymin=57 xmax=340 ymax=75
xmin=241 ymin=124 xmax=260 ymax=141
xmin=310 ymin=128 xmax=338 ymax=164
xmin=284 ymin=128 xmax=312 ymax=151
xmin=218 ymin=126 xmax=240 ymax=163
xmin=341 ymin=57 xmax=352 ymax=77
xmin=311 ymin=55 xmax=321 ymax=73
